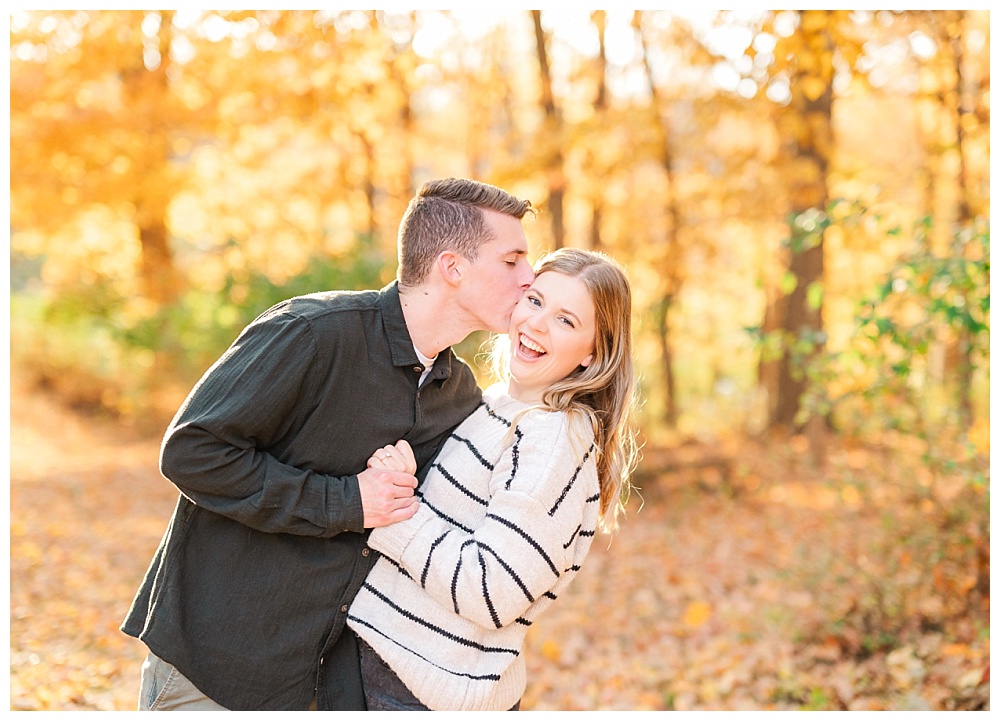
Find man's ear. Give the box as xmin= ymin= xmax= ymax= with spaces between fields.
xmin=436 ymin=251 xmax=464 ymax=287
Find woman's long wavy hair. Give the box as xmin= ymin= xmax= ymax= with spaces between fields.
xmin=488 ymin=248 xmax=640 ymax=533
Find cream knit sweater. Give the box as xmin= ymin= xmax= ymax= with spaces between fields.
xmin=347 ymin=383 xmax=600 ymax=711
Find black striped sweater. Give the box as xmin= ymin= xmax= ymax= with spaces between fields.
xmin=347 ymin=383 xmax=600 ymax=710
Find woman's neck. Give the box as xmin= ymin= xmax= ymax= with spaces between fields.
xmin=505 ymin=379 xmax=543 ymax=404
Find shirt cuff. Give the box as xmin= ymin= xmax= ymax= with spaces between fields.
xmin=335 ymin=474 xmax=366 ymax=534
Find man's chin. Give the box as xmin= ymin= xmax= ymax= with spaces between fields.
xmin=489 ymin=318 xmax=512 ymax=335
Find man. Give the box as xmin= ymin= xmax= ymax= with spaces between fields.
xmin=121 ymin=178 xmax=536 ymax=710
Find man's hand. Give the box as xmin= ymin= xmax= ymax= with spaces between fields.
xmin=357 ymin=466 xmax=418 ymax=528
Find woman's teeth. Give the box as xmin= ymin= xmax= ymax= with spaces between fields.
xmin=520 ymin=335 xmax=546 ymax=356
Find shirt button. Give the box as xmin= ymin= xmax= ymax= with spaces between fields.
xmin=362 ymin=547 xmax=370 ymax=557
xmin=340 ymin=604 xmax=348 ymax=613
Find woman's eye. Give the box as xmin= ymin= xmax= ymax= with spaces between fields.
xmin=528 ymin=296 xmax=541 ymax=306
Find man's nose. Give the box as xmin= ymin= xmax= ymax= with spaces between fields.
xmin=517 ymin=260 xmax=534 ymax=289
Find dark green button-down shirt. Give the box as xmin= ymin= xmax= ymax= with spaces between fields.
xmin=121 ymin=282 xmax=482 ymax=710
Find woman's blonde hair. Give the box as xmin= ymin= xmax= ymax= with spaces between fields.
xmin=489 ymin=248 xmax=640 ymax=533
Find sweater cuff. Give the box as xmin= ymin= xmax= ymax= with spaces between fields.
xmin=367 ymin=503 xmax=434 ymax=561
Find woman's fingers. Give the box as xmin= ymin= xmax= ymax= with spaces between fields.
xmin=368 ymin=442 xmax=415 ymax=474
xmin=370 ymin=444 xmax=408 ymax=472
xmin=394 ymin=440 xmax=417 ymax=474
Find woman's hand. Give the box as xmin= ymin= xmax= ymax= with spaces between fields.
xmin=367 ymin=439 xmax=417 ymax=476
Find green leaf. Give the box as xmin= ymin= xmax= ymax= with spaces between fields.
xmin=780 ymin=271 xmax=798 ymax=296
xmin=875 ymin=318 xmax=895 ymax=335
xmin=806 ymin=281 xmax=824 ymax=310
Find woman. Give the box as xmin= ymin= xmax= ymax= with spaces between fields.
xmin=347 ymin=248 xmax=639 ymax=711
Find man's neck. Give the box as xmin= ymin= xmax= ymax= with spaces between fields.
xmin=398 ymin=284 xmax=471 ymax=358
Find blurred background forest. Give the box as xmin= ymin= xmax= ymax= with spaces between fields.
xmin=8 ymin=8 xmax=990 ymax=711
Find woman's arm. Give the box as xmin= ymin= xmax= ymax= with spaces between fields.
xmin=367 ymin=412 xmax=598 ymax=629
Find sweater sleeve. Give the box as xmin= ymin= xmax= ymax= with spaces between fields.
xmin=159 ymin=309 xmax=364 ymax=537
xmin=367 ymin=410 xmax=597 ymax=629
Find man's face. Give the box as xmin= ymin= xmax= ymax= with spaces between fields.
xmin=460 ymin=210 xmax=534 ymax=333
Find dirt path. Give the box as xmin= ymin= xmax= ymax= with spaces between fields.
xmin=10 ymin=374 xmax=177 ymax=710
xmin=8 ymin=376 xmax=989 ymax=710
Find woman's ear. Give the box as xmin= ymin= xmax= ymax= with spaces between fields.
xmin=580 ymin=353 xmax=594 ymax=368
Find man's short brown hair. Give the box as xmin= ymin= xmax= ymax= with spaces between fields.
xmin=397 ymin=178 xmax=534 ymax=287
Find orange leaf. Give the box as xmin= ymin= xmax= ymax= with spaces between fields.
xmin=539 ymin=639 xmax=561 ymax=663
xmin=682 ymin=600 xmax=712 ymax=628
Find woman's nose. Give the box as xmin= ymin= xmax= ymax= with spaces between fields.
xmin=526 ymin=312 xmax=547 ymax=332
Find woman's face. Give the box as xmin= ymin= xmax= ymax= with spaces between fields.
xmin=507 ymin=271 xmax=596 ymax=402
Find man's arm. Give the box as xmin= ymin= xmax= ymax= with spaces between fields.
xmin=160 ymin=308 xmax=416 ymax=536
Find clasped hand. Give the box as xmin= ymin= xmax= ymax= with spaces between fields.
xmin=358 ymin=440 xmax=419 ymax=528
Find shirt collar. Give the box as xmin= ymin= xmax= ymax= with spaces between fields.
xmin=378 ymin=281 xmax=454 ymax=379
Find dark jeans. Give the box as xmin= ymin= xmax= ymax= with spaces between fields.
xmin=357 ymin=638 xmax=520 ymax=711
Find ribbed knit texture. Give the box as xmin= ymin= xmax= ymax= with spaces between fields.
xmin=347 ymin=383 xmax=600 ymax=711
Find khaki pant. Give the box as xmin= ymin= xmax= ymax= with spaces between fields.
xmin=138 ymin=651 xmax=229 ymax=711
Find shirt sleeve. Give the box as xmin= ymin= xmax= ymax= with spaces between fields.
xmin=159 ymin=308 xmax=364 ymax=537
xmin=367 ymin=411 xmax=597 ymax=629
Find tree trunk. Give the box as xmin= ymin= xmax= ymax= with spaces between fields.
xmin=635 ymin=10 xmax=683 ymax=428
xmin=757 ymin=290 xmax=784 ymax=424
xmin=769 ymin=10 xmax=834 ymax=437
xmin=531 ymin=10 xmax=565 ymax=249
xmin=948 ymin=11 xmax=974 ymax=424
xmin=360 ymin=130 xmax=376 ymax=239
xmin=122 ymin=10 xmax=180 ymax=306
xmin=950 ymin=11 xmax=972 ymax=228
xmin=588 ymin=10 xmax=608 ymax=252
xmin=773 ymin=241 xmax=825 ymax=428
xmin=378 ymin=11 xmax=416 ymax=205
xmin=655 ymin=296 xmax=679 ymax=427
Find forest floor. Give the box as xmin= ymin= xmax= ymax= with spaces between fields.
xmin=8 ymin=371 xmax=990 ymax=711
